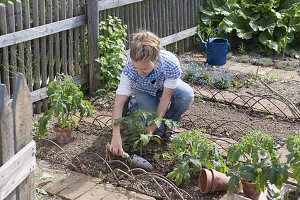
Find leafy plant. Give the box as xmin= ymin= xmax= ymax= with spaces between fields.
xmin=238 ymin=41 xmax=246 ymax=53
xmin=231 ymin=78 xmax=244 ymax=89
xmin=200 ymin=0 xmax=300 ymax=57
xmin=227 ymin=130 xmax=288 ymax=193
xmin=115 ymin=109 xmax=177 ymax=155
xmin=96 ymin=15 xmax=127 ymax=92
xmin=211 ymin=69 xmax=232 ymax=90
xmin=163 ymin=129 xmax=228 ymax=185
xmin=36 ymin=74 xmax=93 ymax=138
xmin=287 ymin=134 xmax=300 ymax=185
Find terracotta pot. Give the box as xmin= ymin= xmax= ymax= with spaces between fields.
xmin=241 ymin=180 xmax=261 ymax=200
xmin=53 ymin=126 xmax=72 ymax=144
xmin=199 ymin=169 xmax=229 ymax=193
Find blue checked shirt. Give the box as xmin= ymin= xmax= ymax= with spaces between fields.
xmin=120 ymin=50 xmax=181 ymax=96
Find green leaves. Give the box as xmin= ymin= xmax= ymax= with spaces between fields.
xmin=167 ymin=161 xmax=190 ymax=185
xmin=200 ymin=0 xmax=300 ymax=56
xmin=165 ymin=129 xmax=227 ymax=186
xmin=116 ymin=109 xmax=175 ymax=155
xmin=287 ymin=134 xmax=300 ymax=184
xmin=96 ymin=16 xmax=127 ymax=92
xmin=35 ymin=75 xmax=93 ymax=137
xmin=228 ymin=172 xmax=240 ymax=193
xmin=227 ymin=130 xmax=288 ymax=193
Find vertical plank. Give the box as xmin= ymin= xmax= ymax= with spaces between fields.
xmin=47 ymin=0 xmax=54 ymax=82
xmin=16 ymin=0 xmax=25 ymax=75
xmin=149 ymin=0 xmax=154 ymax=32
xmin=73 ymin=0 xmax=80 ymax=75
xmin=129 ymin=4 xmax=134 ymax=34
xmin=54 ymin=0 xmax=61 ymax=76
xmin=172 ymin=0 xmax=178 ymax=52
xmin=61 ymin=0 xmax=67 ymax=74
xmin=153 ymin=0 xmax=158 ymax=35
xmin=40 ymin=0 xmax=48 ymax=111
xmin=12 ymin=73 xmax=34 ymax=200
xmin=79 ymin=0 xmax=86 ymax=74
xmin=0 ymin=4 xmax=11 ymax=95
xmin=68 ymin=0 xmax=74 ymax=76
xmin=124 ymin=5 xmax=130 ymax=48
xmin=137 ymin=2 xmax=142 ymax=30
xmin=190 ymin=0 xmax=196 ymax=49
xmin=7 ymin=1 xmax=17 ymax=94
xmin=157 ymin=0 xmax=162 ymax=37
xmin=32 ymin=0 xmax=41 ymax=113
xmin=0 ymin=85 xmax=14 ymax=166
xmin=184 ymin=0 xmax=189 ymax=51
xmin=87 ymin=0 xmax=99 ymax=93
xmin=0 ymin=84 xmax=16 ymax=200
xmin=24 ymin=0 xmax=33 ymax=92
xmin=179 ymin=0 xmax=184 ymax=52
xmin=145 ymin=0 xmax=150 ymax=31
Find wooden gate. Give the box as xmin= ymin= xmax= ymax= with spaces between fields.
xmin=0 ymin=73 xmax=36 ymax=200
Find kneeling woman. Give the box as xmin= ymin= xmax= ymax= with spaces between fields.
xmin=109 ymin=31 xmax=194 ymax=157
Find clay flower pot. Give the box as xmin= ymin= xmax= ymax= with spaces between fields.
xmin=241 ymin=180 xmax=261 ymax=200
xmin=199 ymin=168 xmax=229 ymax=193
xmin=53 ymin=126 xmax=72 ymax=144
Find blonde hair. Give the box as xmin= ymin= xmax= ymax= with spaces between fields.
xmin=130 ymin=31 xmax=161 ymax=62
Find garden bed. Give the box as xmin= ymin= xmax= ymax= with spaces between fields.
xmin=35 ymin=51 xmax=300 ymax=199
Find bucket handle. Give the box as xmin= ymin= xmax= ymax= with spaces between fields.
xmin=208 ymin=27 xmax=231 ymax=55
xmin=207 ymin=27 xmax=229 ymax=43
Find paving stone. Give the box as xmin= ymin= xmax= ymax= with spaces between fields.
xmin=44 ymin=171 xmax=87 ymax=195
xmin=59 ymin=177 xmax=97 ymax=200
xmin=75 ymin=184 xmax=117 ymax=200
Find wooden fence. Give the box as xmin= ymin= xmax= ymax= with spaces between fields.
xmin=0 ymin=0 xmax=202 ymax=112
xmin=0 ymin=73 xmax=36 ymax=200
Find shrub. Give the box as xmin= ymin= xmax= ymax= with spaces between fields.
xmin=96 ymin=16 xmax=127 ymax=93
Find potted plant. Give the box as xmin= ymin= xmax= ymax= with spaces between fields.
xmin=36 ymin=74 xmax=93 ymax=143
xmin=286 ymin=133 xmax=300 ymax=199
xmin=227 ymin=130 xmax=288 ymax=200
xmin=163 ymin=129 xmax=228 ymax=192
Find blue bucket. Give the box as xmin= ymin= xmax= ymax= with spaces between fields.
xmin=197 ymin=29 xmax=230 ymax=66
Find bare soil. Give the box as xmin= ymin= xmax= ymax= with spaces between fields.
xmin=35 ymin=51 xmax=300 ymax=199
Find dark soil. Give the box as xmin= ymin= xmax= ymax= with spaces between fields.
xmin=35 ymin=51 xmax=300 ymax=199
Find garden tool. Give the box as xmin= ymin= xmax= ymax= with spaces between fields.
xmin=106 ymin=144 xmax=153 ymax=171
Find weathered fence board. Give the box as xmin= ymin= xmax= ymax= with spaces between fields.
xmin=0 ymin=141 xmax=36 ymax=200
xmin=0 ymin=0 xmax=201 ymax=105
xmin=24 ymin=0 xmax=33 ymax=92
xmin=47 ymin=0 xmax=54 ymax=82
xmin=12 ymin=73 xmax=35 ymax=199
xmin=0 ymin=73 xmax=35 ymax=200
xmin=8 ymin=2 xmax=17 ymax=93
xmin=98 ymin=0 xmax=143 ymax=11
xmin=0 ymin=4 xmax=11 ymax=95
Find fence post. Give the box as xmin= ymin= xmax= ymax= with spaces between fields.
xmin=87 ymin=0 xmax=99 ymax=93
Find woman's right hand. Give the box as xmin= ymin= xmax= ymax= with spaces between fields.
xmin=109 ymin=132 xmax=129 ymax=158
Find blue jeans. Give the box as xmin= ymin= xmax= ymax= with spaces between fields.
xmin=131 ymin=80 xmax=194 ymax=136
